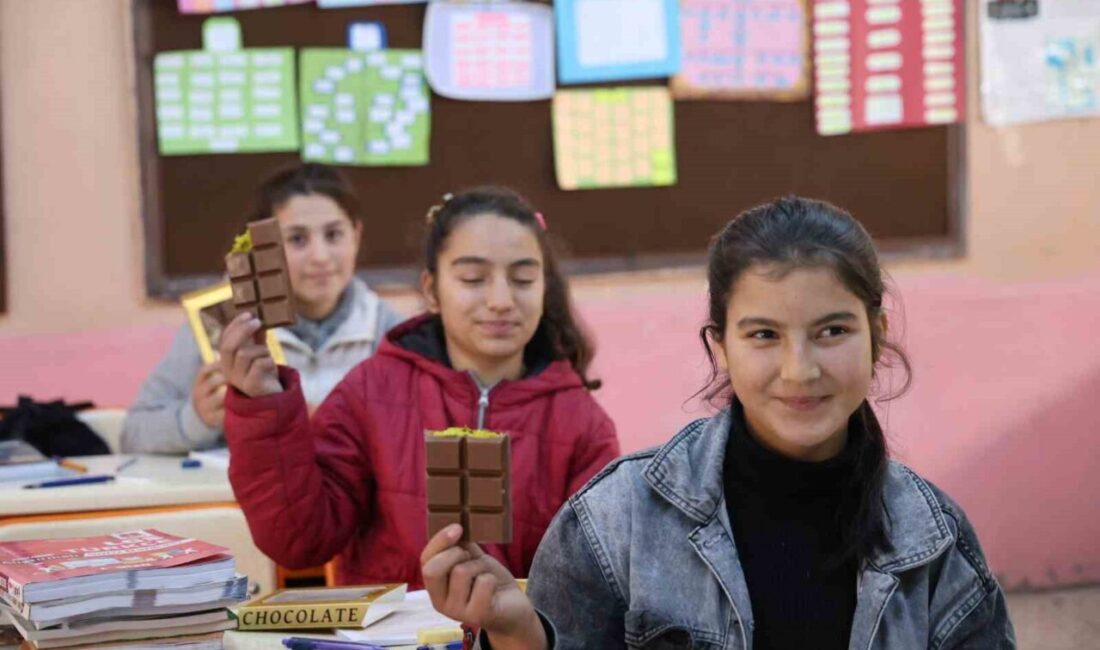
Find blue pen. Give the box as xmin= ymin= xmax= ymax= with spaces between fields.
xmin=24 ymin=475 xmax=116 ymax=489
xmin=416 ymin=644 xmax=464 ymax=650
xmin=281 ymin=638 xmax=386 ymax=650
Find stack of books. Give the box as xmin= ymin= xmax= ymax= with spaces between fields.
xmin=0 ymin=530 xmax=248 ymax=650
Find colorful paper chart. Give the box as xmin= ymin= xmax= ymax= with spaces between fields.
xmin=556 ymin=0 xmax=682 ymax=84
xmin=177 ymin=0 xmax=313 ymax=14
xmin=552 ymin=87 xmax=677 ymax=191
xmin=300 ymin=49 xmax=431 ymax=166
xmin=980 ymin=0 xmax=1100 ymax=126
xmin=317 ymin=0 xmax=425 ymax=7
xmin=812 ymin=0 xmax=965 ymax=136
xmin=423 ymin=1 xmax=554 ymax=101
xmin=673 ymin=0 xmax=809 ymax=100
xmin=154 ymin=18 xmax=299 ymax=155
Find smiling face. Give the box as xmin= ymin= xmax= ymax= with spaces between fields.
xmin=711 ymin=264 xmax=879 ymax=461
xmin=421 ymin=213 xmax=545 ymax=383
xmin=274 ymin=193 xmax=362 ymax=320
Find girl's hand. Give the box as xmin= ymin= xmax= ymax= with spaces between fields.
xmin=421 ymin=525 xmax=548 ymax=650
xmin=219 ymin=313 xmax=282 ymax=398
xmin=191 ymin=362 xmax=226 ymax=428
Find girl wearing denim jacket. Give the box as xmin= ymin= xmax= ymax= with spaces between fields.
xmin=421 ymin=197 xmax=1016 ymax=649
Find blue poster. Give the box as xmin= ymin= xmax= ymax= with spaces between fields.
xmin=556 ymin=0 xmax=681 ymax=84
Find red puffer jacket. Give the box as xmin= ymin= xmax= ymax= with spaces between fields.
xmin=224 ymin=314 xmax=620 ymax=587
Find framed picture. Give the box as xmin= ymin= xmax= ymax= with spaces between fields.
xmin=181 ymin=282 xmax=286 ymax=364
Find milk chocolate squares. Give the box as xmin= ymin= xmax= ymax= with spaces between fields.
xmin=425 ymin=428 xmax=512 ymax=543
xmin=225 ymin=218 xmax=295 ymax=329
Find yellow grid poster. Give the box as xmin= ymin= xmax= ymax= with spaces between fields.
xmin=552 ymin=87 xmax=677 ymax=191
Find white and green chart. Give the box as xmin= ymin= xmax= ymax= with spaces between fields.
xmin=154 ymin=18 xmax=299 ymax=155
xmin=299 ymin=49 xmax=431 ymax=166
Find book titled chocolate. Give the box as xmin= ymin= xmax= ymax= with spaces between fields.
xmin=236 ymin=583 xmax=406 ymax=631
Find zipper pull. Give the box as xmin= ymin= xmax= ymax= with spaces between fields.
xmin=476 ymin=389 xmax=490 ymax=430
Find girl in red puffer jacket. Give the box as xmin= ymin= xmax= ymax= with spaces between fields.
xmin=218 ymin=187 xmax=620 ymax=587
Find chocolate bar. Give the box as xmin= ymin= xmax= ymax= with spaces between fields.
xmin=225 ymin=218 xmax=296 ymax=329
xmin=425 ymin=429 xmax=512 ymax=543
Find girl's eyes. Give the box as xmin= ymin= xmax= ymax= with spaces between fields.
xmin=745 ymin=326 xmax=851 ymax=341
xmin=457 ymin=276 xmax=537 ymax=287
xmin=284 ymin=228 xmax=346 ymax=247
xmin=818 ymin=325 xmax=851 ymax=339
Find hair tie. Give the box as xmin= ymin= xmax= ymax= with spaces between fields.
xmin=425 ymin=193 xmax=454 ymax=225
xmin=533 ymin=211 xmax=548 ymax=231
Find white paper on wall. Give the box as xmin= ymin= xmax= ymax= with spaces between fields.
xmin=981 ymin=0 xmax=1100 ymax=126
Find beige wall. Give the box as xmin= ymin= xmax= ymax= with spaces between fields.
xmin=891 ymin=0 xmax=1100 ymax=279
xmin=1 ymin=0 xmax=1098 ymax=336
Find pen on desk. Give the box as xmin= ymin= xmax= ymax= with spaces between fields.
xmin=115 ymin=457 xmax=138 ymax=473
xmin=23 ymin=475 xmax=116 ymax=490
xmin=281 ymin=638 xmax=386 ymax=650
xmin=56 ymin=458 xmax=88 ymax=473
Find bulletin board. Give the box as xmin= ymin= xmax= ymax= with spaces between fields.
xmin=134 ymin=0 xmax=965 ymax=299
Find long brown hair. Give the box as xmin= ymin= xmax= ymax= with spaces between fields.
xmin=423 ymin=187 xmax=600 ymax=389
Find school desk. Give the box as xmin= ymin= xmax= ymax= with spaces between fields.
xmin=223 ymin=630 xmax=418 ymax=650
xmin=0 ymin=454 xmax=277 ymax=596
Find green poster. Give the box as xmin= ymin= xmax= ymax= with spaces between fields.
xmin=154 ymin=18 xmax=299 ymax=155
xmin=300 ymin=48 xmax=430 ymax=166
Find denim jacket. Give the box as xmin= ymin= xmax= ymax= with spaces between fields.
xmin=517 ymin=409 xmax=1016 ymax=650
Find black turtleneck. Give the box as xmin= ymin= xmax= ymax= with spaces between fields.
xmin=723 ymin=403 xmax=858 ymax=650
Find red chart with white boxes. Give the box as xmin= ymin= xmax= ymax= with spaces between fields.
xmin=812 ymin=0 xmax=964 ymax=135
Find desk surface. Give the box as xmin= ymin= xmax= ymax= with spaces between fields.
xmin=0 ymin=455 xmax=234 ymax=516
xmin=223 ymin=631 xmax=418 ymax=650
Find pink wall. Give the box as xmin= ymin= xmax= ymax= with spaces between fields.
xmin=3 ymin=271 xmax=1098 ymax=590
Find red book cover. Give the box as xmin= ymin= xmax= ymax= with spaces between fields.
xmin=0 ymin=530 xmax=228 ymax=606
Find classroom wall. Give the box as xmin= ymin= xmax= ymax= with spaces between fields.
xmin=1 ymin=0 xmax=1098 ymax=589
xmin=2 ymin=0 xmax=1099 ymax=336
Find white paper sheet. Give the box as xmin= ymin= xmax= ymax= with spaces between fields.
xmin=980 ymin=0 xmax=1100 ymax=125
xmin=336 ymin=590 xmax=461 ymax=647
